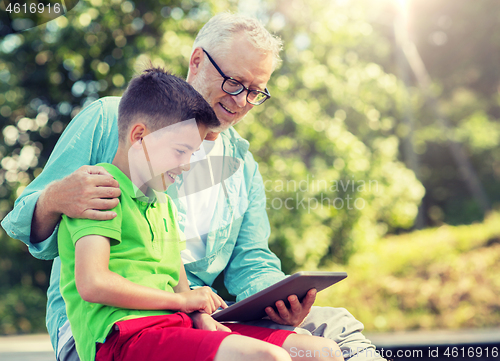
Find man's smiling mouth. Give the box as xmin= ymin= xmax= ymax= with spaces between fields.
xmin=220 ymin=103 xmax=235 ymax=114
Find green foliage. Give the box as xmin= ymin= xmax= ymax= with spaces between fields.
xmin=0 ymin=229 xmax=50 ymax=334
xmin=393 ymin=0 xmax=500 ymax=225
xmin=0 ymin=284 xmax=47 ymax=334
xmin=317 ymin=211 xmax=500 ymax=332
xmin=0 ymin=0 xmax=237 ymax=335
xmin=239 ymin=0 xmax=425 ymax=267
xmin=1 ymin=0 xmax=499 ymax=335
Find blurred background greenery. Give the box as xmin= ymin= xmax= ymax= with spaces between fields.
xmin=0 ymin=0 xmax=499 ymax=334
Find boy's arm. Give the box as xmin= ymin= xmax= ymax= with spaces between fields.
xmin=173 ymin=262 xmax=192 ymax=293
xmin=173 ymin=262 xmax=230 ymax=332
xmin=75 ymin=234 xmax=225 ymax=314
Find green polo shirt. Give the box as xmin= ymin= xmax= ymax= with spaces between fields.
xmin=58 ymin=163 xmax=185 ymax=361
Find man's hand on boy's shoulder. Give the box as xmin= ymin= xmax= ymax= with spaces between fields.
xmin=51 ymin=165 xmax=121 ymax=220
xmin=37 ymin=165 xmax=121 ymax=223
xmin=31 ymin=165 xmax=122 ymax=243
xmin=189 ymin=311 xmax=231 ymax=332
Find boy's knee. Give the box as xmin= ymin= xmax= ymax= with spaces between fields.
xmin=215 ymin=335 xmax=291 ymax=361
xmin=294 ymin=335 xmax=344 ymax=360
xmin=247 ymin=343 xmax=291 ymax=361
xmin=321 ymin=338 xmax=344 ymax=359
xmin=263 ymin=344 xmax=292 ymax=361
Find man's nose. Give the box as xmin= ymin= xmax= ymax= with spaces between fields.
xmin=233 ymin=91 xmax=247 ymax=108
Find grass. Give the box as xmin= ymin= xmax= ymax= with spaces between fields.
xmin=314 ymin=211 xmax=500 ymax=332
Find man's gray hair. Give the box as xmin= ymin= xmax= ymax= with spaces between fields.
xmin=192 ymin=12 xmax=283 ymax=71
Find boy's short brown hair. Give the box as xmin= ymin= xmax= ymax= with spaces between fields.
xmin=118 ymin=66 xmax=219 ymax=140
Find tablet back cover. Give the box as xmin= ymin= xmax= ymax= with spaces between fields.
xmin=213 ymin=271 xmax=347 ymax=322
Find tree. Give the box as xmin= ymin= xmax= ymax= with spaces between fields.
xmin=0 ymin=0 xmax=428 ymax=333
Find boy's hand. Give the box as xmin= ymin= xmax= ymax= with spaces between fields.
xmin=178 ymin=286 xmax=228 ymax=314
xmin=189 ymin=311 xmax=231 ymax=332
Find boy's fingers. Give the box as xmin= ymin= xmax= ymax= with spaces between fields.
xmin=81 ymin=210 xmax=118 ymax=221
xmin=205 ymin=322 xmax=217 ymax=331
xmin=216 ymin=322 xmax=231 ymax=332
xmin=202 ymin=290 xmax=216 ymax=314
xmin=219 ymin=296 xmax=228 ymax=309
xmin=213 ymin=293 xmax=227 ymax=310
xmin=211 ymin=293 xmax=221 ymax=308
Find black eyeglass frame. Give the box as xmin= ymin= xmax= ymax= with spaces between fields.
xmin=202 ymin=49 xmax=271 ymax=106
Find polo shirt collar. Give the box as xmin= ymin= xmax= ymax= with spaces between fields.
xmin=107 ymin=164 xmax=158 ymax=204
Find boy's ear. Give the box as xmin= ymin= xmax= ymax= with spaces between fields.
xmin=129 ymin=123 xmax=148 ymax=149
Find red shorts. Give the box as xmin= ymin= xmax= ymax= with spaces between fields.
xmin=95 ymin=313 xmax=294 ymax=361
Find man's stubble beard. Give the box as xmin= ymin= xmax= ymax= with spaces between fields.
xmin=190 ymin=70 xmax=245 ymax=133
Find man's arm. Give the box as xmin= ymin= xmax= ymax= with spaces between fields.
xmin=224 ymin=153 xmax=316 ymax=327
xmin=1 ymin=98 xmax=121 ymax=259
xmin=75 ymin=234 xmax=226 ymax=314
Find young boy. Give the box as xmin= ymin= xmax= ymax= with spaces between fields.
xmin=58 ymin=68 xmax=345 ymax=361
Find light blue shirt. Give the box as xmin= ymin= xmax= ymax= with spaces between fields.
xmin=1 ymin=97 xmax=286 ymax=354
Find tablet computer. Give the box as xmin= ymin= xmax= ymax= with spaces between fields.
xmin=212 ymin=271 xmax=347 ymax=322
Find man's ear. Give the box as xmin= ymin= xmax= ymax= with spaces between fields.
xmin=129 ymin=123 xmax=148 ymax=149
xmin=189 ymin=47 xmax=204 ymax=76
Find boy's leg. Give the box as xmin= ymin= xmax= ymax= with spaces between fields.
xmin=96 ymin=313 xmax=230 ymax=361
xmin=225 ymin=323 xmax=344 ymax=361
xmin=214 ymin=335 xmax=292 ymax=361
xmin=96 ymin=314 xmax=296 ymax=361
xmin=281 ymin=334 xmax=344 ymax=361
xmin=245 ymin=306 xmax=385 ymax=361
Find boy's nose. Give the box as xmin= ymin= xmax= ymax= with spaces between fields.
xmin=180 ymin=163 xmax=190 ymax=172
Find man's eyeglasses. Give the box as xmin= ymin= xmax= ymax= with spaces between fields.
xmin=202 ymin=49 xmax=271 ymax=106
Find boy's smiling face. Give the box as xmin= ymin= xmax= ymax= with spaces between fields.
xmin=128 ymin=119 xmax=208 ymax=194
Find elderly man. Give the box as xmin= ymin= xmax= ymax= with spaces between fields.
xmin=2 ymin=13 xmax=385 ymax=361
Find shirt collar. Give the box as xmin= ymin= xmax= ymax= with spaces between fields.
xmin=105 ymin=164 xmax=158 ymax=204
xmin=221 ymin=127 xmax=250 ymax=155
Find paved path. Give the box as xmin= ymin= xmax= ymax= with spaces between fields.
xmin=365 ymin=327 xmax=500 ymax=347
xmin=0 ymin=334 xmax=54 ymax=361
xmin=1 ymin=328 xmax=499 ymax=361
